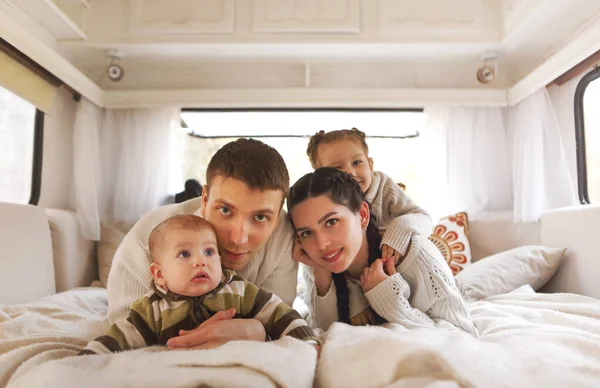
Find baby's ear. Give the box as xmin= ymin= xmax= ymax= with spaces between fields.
xmin=150 ymin=262 xmax=166 ymax=286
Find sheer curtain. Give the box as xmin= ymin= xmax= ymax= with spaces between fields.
xmin=423 ymin=88 xmax=577 ymax=223
xmin=508 ymin=89 xmax=578 ymax=222
xmin=71 ymin=97 xmax=103 ymax=240
xmin=421 ymin=107 xmax=512 ymax=219
xmin=100 ymin=108 xmax=180 ymax=226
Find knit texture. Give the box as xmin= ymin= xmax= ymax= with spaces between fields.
xmin=304 ymin=234 xmax=477 ymax=336
xmin=365 ymin=171 xmax=433 ymax=256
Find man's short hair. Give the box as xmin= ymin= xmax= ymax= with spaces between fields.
xmin=148 ymin=215 xmax=215 ymax=262
xmin=206 ymin=138 xmax=290 ymax=199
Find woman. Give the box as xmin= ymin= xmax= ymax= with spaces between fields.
xmin=288 ymin=167 xmax=477 ymax=336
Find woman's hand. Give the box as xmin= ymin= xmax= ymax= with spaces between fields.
xmin=293 ymin=237 xmax=332 ymax=296
xmin=361 ymin=259 xmax=396 ymax=292
xmin=166 ymin=308 xmax=266 ymax=350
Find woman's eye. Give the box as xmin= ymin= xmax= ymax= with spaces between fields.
xmin=204 ymin=248 xmax=215 ymax=256
xmin=299 ymin=230 xmax=312 ymax=238
xmin=325 ymin=219 xmax=338 ymax=227
xmin=218 ymin=207 xmax=231 ymax=216
xmin=178 ymin=250 xmax=191 ymax=258
xmin=254 ymin=214 xmax=268 ymax=222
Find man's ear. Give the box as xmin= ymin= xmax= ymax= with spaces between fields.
xmin=150 ymin=262 xmax=167 ymax=287
xmin=200 ymin=185 xmax=209 ymax=217
xmin=368 ymin=157 xmax=374 ymax=171
xmin=359 ymin=201 xmax=370 ymax=229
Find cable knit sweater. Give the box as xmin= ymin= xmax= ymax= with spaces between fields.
xmin=366 ymin=171 xmax=434 ymax=256
xmin=304 ymin=234 xmax=477 ymax=336
xmin=106 ymin=198 xmax=298 ymax=324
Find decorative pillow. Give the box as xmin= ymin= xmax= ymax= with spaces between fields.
xmin=428 ymin=212 xmax=472 ymax=276
xmin=456 ymin=246 xmax=566 ymax=301
xmin=95 ymin=222 xmax=128 ymax=288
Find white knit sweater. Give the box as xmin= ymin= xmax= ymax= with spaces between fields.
xmin=366 ymin=171 xmax=434 ymax=256
xmin=303 ymin=235 xmax=477 ymax=336
xmin=106 ymin=198 xmax=298 ymax=324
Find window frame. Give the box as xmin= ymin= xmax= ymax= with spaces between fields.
xmin=28 ymin=109 xmax=44 ymax=205
xmin=574 ymin=66 xmax=600 ymax=204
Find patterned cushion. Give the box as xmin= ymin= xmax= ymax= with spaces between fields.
xmin=429 ymin=212 xmax=472 ymax=276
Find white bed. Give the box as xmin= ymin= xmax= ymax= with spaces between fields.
xmin=1 ymin=203 xmax=600 ymax=387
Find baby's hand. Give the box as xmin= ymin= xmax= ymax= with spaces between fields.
xmin=381 ymin=244 xmax=403 ymax=265
xmin=361 ymin=259 xmax=396 ymax=292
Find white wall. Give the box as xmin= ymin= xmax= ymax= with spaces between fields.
xmin=547 ymin=68 xmax=593 ymax=198
xmin=37 ymin=87 xmax=76 ymax=209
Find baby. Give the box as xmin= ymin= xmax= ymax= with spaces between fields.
xmin=81 ymin=214 xmax=319 ymax=355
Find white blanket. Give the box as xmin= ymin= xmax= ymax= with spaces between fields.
xmin=0 ymin=288 xmax=317 ymax=388
xmin=4 ymin=287 xmax=600 ymax=387
xmin=317 ymin=287 xmax=600 ymax=388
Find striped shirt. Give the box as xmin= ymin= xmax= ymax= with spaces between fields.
xmin=81 ymin=270 xmax=318 ymax=355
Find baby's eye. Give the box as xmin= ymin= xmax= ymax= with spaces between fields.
xmin=178 ymin=250 xmax=191 ymax=258
xmin=325 ymin=219 xmax=338 ymax=227
xmin=204 ymin=248 xmax=216 ymax=257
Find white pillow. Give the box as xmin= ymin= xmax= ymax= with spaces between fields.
xmin=456 ymin=246 xmax=566 ymax=301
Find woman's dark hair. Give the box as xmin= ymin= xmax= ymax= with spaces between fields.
xmin=288 ymin=167 xmax=382 ymax=324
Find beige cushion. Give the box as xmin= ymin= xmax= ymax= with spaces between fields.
xmin=45 ymin=209 xmax=97 ymax=292
xmin=456 ymin=245 xmax=565 ymax=301
xmin=0 ymin=202 xmax=55 ymax=304
xmin=96 ymin=222 xmax=128 ymax=288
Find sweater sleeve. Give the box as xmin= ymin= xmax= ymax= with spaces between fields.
xmin=379 ymin=176 xmax=433 ymax=256
xmin=368 ymin=235 xmax=478 ymax=336
xmin=302 ymin=266 xmax=339 ymax=331
xmin=80 ymin=296 xmax=157 ymax=355
xmin=240 ymin=279 xmax=320 ymax=344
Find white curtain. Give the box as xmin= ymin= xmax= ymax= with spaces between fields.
xmin=71 ymin=98 xmax=103 ymax=240
xmin=422 ymin=107 xmax=512 ymax=219
xmin=508 ymin=89 xmax=578 ymax=222
xmin=100 ymin=108 xmax=180 ymax=226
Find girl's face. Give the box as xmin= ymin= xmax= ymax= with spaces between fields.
xmin=290 ymin=194 xmax=369 ymax=273
xmin=315 ymin=139 xmax=374 ymax=193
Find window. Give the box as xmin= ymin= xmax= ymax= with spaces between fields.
xmin=178 ymin=109 xmax=425 ymax=202
xmin=575 ymin=67 xmax=600 ymax=203
xmin=0 ymin=86 xmax=43 ymax=204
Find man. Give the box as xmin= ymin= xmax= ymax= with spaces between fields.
xmin=107 ymin=139 xmax=297 ymax=349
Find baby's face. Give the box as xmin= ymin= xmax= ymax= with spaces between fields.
xmin=151 ymin=227 xmax=222 ymax=297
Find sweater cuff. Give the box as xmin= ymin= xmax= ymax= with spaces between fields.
xmin=364 ymin=273 xmax=410 ymax=315
xmin=380 ymin=226 xmax=413 ymax=256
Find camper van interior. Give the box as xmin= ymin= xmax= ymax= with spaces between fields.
xmin=2 ymin=0 xmax=600 ymax=386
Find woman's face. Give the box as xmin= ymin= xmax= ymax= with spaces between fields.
xmin=290 ymin=194 xmax=368 ymax=273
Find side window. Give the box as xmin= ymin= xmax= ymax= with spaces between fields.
xmin=0 ymin=86 xmax=44 ymax=204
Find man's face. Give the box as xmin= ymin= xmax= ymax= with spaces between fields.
xmin=200 ymin=176 xmax=284 ymax=271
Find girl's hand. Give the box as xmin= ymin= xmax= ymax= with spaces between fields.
xmin=361 ymin=259 xmax=397 ymax=292
xmin=381 ymin=244 xmax=403 ymax=265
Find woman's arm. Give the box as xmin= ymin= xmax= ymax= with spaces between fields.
xmin=302 ymin=266 xmax=339 ymax=331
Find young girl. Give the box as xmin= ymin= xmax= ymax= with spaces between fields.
xmin=305 ymin=128 xmax=430 ymax=264
xmin=288 ymin=168 xmax=476 ymax=335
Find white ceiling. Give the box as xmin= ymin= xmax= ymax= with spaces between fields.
xmin=2 ymin=0 xmax=600 ymax=105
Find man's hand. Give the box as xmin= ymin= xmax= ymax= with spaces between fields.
xmin=361 ymin=259 xmax=396 ymax=292
xmin=166 ymin=308 xmax=266 ymax=350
